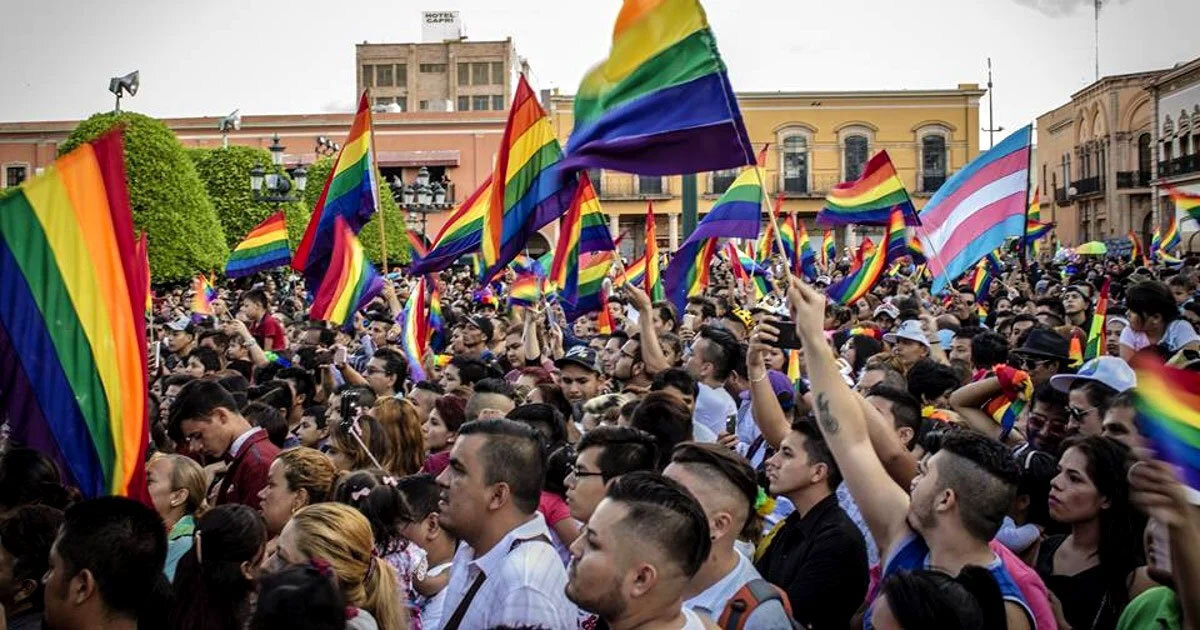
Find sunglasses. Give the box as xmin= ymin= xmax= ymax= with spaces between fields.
xmin=1067 ymin=405 xmax=1097 ymax=421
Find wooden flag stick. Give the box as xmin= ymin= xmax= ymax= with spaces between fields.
xmin=366 ymin=87 xmax=389 ymax=275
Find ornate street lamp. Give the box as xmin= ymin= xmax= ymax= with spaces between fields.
xmin=250 ymin=134 xmax=307 ymax=203
xmin=390 ymin=165 xmax=454 ymax=238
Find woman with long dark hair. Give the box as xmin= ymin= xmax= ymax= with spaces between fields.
xmin=169 ymin=504 xmax=267 ymax=630
xmin=1036 ymin=436 xmax=1154 ymax=629
xmin=870 ymin=566 xmax=1006 ymax=630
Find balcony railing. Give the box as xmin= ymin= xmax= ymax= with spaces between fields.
xmin=1055 ymin=187 xmax=1070 ymax=206
xmin=1071 ymin=176 xmax=1102 ymax=197
xmin=1159 ymin=154 xmax=1200 ymax=178
xmin=597 ymin=176 xmax=672 ymax=199
xmin=1116 ymin=171 xmax=1151 ymax=189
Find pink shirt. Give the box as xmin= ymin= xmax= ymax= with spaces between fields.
xmin=991 ymin=540 xmax=1057 ymax=630
xmin=538 ymin=491 xmax=574 ymax=566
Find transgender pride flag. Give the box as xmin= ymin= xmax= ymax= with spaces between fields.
xmin=919 ymin=125 xmax=1032 ymax=294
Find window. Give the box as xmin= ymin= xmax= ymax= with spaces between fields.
xmin=394 ymin=98 xmax=407 ymax=112
xmin=472 ymin=62 xmax=489 ymax=85
xmin=638 ymin=176 xmax=663 ymax=195
xmin=492 ymin=95 xmax=505 ymax=111
xmin=419 ymin=100 xmax=429 ymax=111
xmin=419 ymin=63 xmax=446 ymax=73
xmin=921 ymin=135 xmax=947 ymax=193
xmin=457 ymin=96 xmax=470 ymax=111
xmin=458 ymin=63 xmax=470 ymax=86
xmin=1042 ymin=164 xmax=1048 ymax=196
xmin=5 ymin=166 xmax=27 ymax=188
xmin=1163 ymin=141 xmax=1173 ymax=164
xmin=376 ymin=64 xmax=393 ymax=87
xmin=396 ymin=64 xmax=407 ymax=84
xmin=782 ymin=135 xmax=808 ymax=193
xmin=844 ymin=135 xmax=869 ymax=181
xmin=472 ymin=95 xmax=489 ymax=111
xmin=362 ymin=64 xmax=374 ymax=88
xmin=491 ymin=62 xmax=504 ymax=85
xmin=711 ymin=168 xmax=739 ymax=194
xmin=374 ymin=97 xmax=393 ymax=107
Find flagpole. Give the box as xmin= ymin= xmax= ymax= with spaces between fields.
xmin=366 ymin=87 xmax=389 ymax=276
xmin=750 ymin=167 xmax=792 ymax=289
xmin=1021 ymin=134 xmax=1034 ymax=274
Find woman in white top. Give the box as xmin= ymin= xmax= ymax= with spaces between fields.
xmin=1119 ymin=280 xmax=1200 ymax=360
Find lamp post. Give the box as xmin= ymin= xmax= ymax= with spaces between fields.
xmin=391 ymin=166 xmax=452 ymax=238
xmin=250 ymin=134 xmax=307 ymax=204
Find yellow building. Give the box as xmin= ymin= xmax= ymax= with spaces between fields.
xmin=546 ymin=85 xmax=984 ymax=257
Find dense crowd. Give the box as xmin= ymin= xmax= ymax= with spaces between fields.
xmin=2 ymin=250 xmax=1199 ymax=630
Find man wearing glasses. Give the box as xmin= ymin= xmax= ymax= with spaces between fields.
xmin=1009 ymin=327 xmax=1072 ymax=387
xmin=564 ymin=425 xmax=658 ymax=524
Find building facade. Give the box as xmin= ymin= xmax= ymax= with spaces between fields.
xmin=547 ymin=85 xmax=984 ymax=259
xmin=1034 ymin=70 xmax=1161 ymax=247
xmin=356 ymin=38 xmax=523 ymax=114
xmin=1152 ymin=56 xmax=1200 ymax=251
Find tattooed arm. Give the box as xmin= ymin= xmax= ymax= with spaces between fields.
xmin=785 ymin=276 xmax=913 ymax=554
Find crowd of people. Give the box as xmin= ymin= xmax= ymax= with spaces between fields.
xmin=2 ymin=248 xmax=1199 ymax=630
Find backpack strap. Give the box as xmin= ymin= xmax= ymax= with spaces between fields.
xmin=717 ymin=579 xmax=797 ymax=630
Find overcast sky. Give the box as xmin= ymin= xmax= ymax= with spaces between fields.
xmin=2 ymin=0 xmax=1197 ymax=146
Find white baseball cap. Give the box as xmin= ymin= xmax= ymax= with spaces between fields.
xmin=1049 ymin=356 xmax=1136 ymax=394
xmin=883 ymin=320 xmax=929 ymax=348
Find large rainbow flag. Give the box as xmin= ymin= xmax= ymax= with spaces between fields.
xmin=0 ymin=130 xmax=149 ymax=499
xmin=293 ymin=91 xmax=379 ymax=291
xmin=1162 ymin=216 xmax=1181 ymax=254
xmin=819 ymin=150 xmax=917 ymax=226
xmin=616 ymin=254 xmax=647 ymax=288
xmin=919 ymin=125 xmax=1032 ymax=294
xmin=480 ymin=75 xmax=578 ymax=281
xmin=408 ymin=177 xmax=491 ymax=274
xmin=1167 ymin=185 xmax=1200 ymax=225
xmin=564 ymin=252 xmax=616 ymax=322
xmin=551 ymin=172 xmax=614 ymax=310
xmin=226 ymin=211 xmax=291 ymax=278
xmin=309 ymin=216 xmax=384 ymax=326
xmin=662 ymin=165 xmax=763 ymax=310
xmin=428 ymin=277 xmax=445 ymax=352
xmin=1133 ymin=358 xmax=1200 ymax=493
xmin=560 ymin=0 xmax=755 ymax=176
xmin=400 ymin=276 xmax=428 ymax=383
xmin=826 ymin=207 xmax=905 ymax=305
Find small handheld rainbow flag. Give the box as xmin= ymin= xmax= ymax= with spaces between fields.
xmin=400 ymin=276 xmax=428 ymax=382
xmin=192 ymin=274 xmax=216 ymax=321
xmin=819 ymin=150 xmax=917 ymax=226
xmin=428 ymin=277 xmax=445 ymax=352
xmin=1167 ymin=185 xmax=1200 ymax=225
xmin=822 ymin=229 xmax=836 ymax=267
xmin=405 ymin=229 xmax=429 ymax=259
xmin=826 ymin=208 xmax=906 ymax=305
xmin=226 ymin=211 xmax=291 ymax=278
xmin=309 ymin=216 xmax=384 ymax=326
xmin=796 ymin=221 xmax=818 ymax=281
xmin=1084 ymin=278 xmax=1110 ymax=361
xmin=644 ymin=203 xmax=663 ymax=301
xmin=616 ymin=255 xmax=647 ymax=288
xmin=1163 ymin=216 xmax=1181 ymax=254
xmin=1128 ymin=230 xmax=1144 ymax=265
xmin=508 ymin=271 xmax=542 ymax=308
xmin=1133 ymin=357 xmax=1200 ymax=493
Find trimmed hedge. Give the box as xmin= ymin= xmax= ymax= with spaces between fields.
xmin=301 ymin=157 xmax=410 ymax=266
xmin=186 ymin=145 xmax=310 ymax=255
xmin=59 ymin=111 xmax=228 ymax=280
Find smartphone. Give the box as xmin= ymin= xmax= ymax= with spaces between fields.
xmin=683 ymin=313 xmax=697 ymax=330
xmin=333 ymin=345 xmax=348 ymax=366
xmin=725 ymin=413 xmax=738 ymax=435
xmin=772 ymin=319 xmax=804 ymax=349
xmin=340 ymin=390 xmax=361 ymax=427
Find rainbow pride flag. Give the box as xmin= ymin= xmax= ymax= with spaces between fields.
xmin=565 ymin=251 xmax=615 ymax=321
xmin=409 ymin=177 xmax=491 ymax=274
xmin=595 ymin=289 xmax=615 ymax=335
xmin=779 ymin=214 xmax=798 ymax=273
xmin=400 ymin=276 xmax=428 ymax=382
xmin=822 ymin=229 xmax=836 ymax=267
xmin=192 ymin=274 xmax=216 ymax=321
xmin=1084 ymin=278 xmax=1110 ymax=361
xmin=1163 ymin=216 xmax=1180 ymax=254
xmin=906 ymin=234 xmax=927 ymax=264
xmin=1150 ymin=226 xmax=1162 ymax=262
xmin=796 ymin=221 xmax=818 ymax=281
xmin=480 ymin=76 xmax=577 ymax=281
xmin=309 ymin=216 xmax=384 ymax=326
xmin=0 ymin=130 xmax=149 ymax=499
xmin=644 ymin=203 xmax=664 ymax=301
xmin=560 ymin=0 xmax=755 ymax=176
xmin=1167 ymin=185 xmax=1200 ymax=225
xmin=826 ymin=207 xmax=905 ymax=305
xmin=226 ymin=211 xmax=291 ymax=278
xmin=756 ymin=217 xmax=775 ymax=264
xmin=508 ymin=271 xmax=542 ymax=308
xmin=616 ymin=255 xmax=647 ymax=287
xmin=552 ymin=172 xmax=614 ymax=308
xmin=428 ymin=277 xmax=445 ymax=352
xmin=294 ymin=91 xmax=379 ymax=290
xmin=969 ymin=257 xmax=994 ymax=304
xmin=1133 ymin=358 xmax=1200 ymax=492
xmin=819 ymin=150 xmax=917 ymax=226
xmin=1128 ymin=230 xmax=1144 ymax=265
xmin=405 ymin=229 xmax=429 ymax=259
xmin=134 ymin=231 xmax=151 ymax=316
xmin=663 ymin=166 xmax=763 ymax=310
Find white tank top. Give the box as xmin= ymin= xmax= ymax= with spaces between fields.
xmin=681 ymin=607 xmax=708 ymax=629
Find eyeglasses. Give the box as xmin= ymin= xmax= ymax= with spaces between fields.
xmin=1016 ymin=356 xmax=1052 ymax=371
xmin=1067 ymin=405 xmax=1097 ymax=421
xmin=566 ymin=463 xmax=605 ymax=480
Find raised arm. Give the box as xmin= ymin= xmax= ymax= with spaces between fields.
xmin=858 ymin=396 xmax=919 ymax=490
xmin=948 ymin=375 xmax=1028 ymax=446
xmin=623 ymin=283 xmax=671 ymax=375
xmin=787 ymin=276 xmax=912 ymax=554
xmin=746 ymin=320 xmax=791 ymax=449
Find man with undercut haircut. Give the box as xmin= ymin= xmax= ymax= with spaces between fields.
xmin=566 ymin=471 xmax=713 ymax=630
xmin=665 ymin=443 xmax=792 ymax=625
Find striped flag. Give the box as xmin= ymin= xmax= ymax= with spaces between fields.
xmin=919 ymin=125 xmax=1033 ymax=294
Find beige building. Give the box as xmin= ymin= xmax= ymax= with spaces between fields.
xmin=1152 ymin=56 xmax=1200 ymax=251
xmin=1035 ymin=70 xmax=1161 ymax=247
xmin=547 ymin=85 xmax=984 ymax=258
xmin=356 ymin=38 xmax=524 ymax=114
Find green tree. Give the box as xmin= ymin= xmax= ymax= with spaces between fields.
xmin=59 ymin=111 xmax=228 ymax=280
xmin=301 ymin=157 xmax=410 ymax=267
xmin=186 ymin=145 xmax=310 ymax=255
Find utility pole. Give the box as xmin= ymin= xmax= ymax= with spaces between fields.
xmin=982 ymin=58 xmax=1005 ymax=149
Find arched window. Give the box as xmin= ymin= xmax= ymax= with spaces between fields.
xmin=782 ymin=135 xmax=809 ymax=193
xmin=844 ymin=135 xmax=869 ymax=181
xmin=1137 ymin=133 xmax=1151 ymax=175
xmin=920 ymin=135 xmax=947 ymax=193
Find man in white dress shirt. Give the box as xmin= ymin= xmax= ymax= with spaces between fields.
xmin=567 ymin=472 xmax=714 ymax=630
xmin=664 ymin=443 xmax=791 ymax=625
xmin=435 ymin=419 xmax=576 ymax=629
xmin=684 ymin=326 xmax=740 ymax=437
